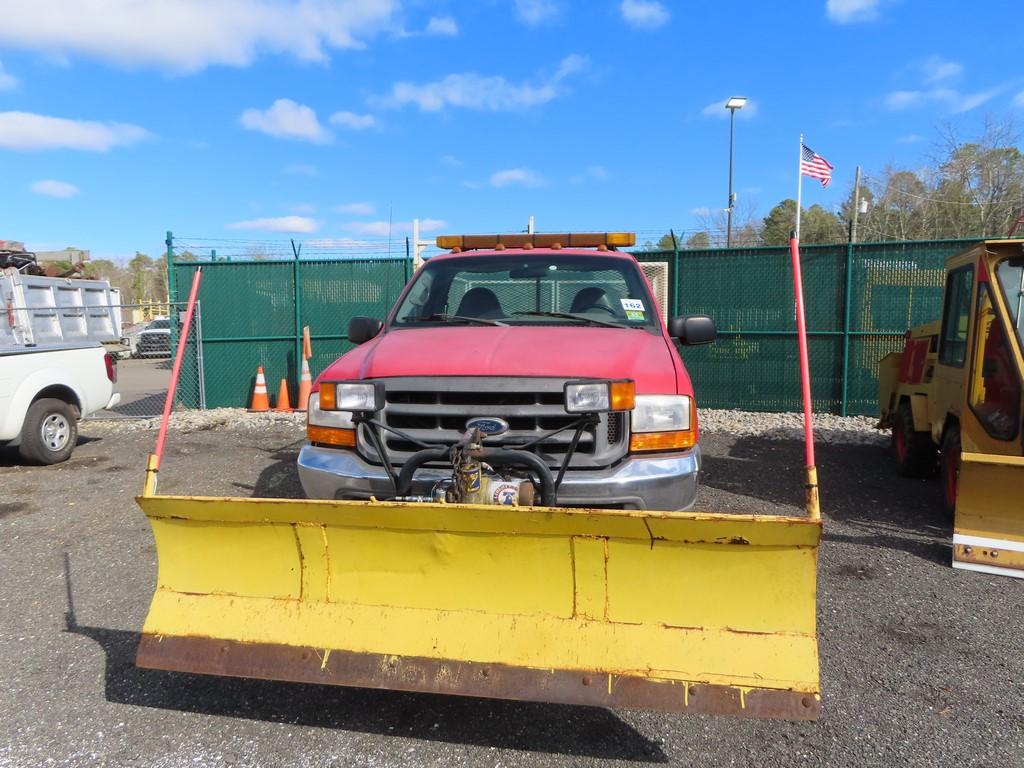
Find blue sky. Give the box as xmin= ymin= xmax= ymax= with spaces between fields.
xmin=1 ymin=0 xmax=1022 ymax=261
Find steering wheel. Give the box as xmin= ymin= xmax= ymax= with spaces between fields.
xmin=578 ymin=304 xmax=618 ymax=316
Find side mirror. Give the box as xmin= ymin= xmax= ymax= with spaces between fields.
xmin=669 ymin=314 xmax=716 ymax=346
xmin=348 ymin=316 xmax=383 ymax=344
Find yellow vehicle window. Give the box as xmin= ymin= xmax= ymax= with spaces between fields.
xmin=939 ymin=265 xmax=974 ymax=366
xmin=995 ymin=258 xmax=1024 ymax=353
xmin=968 ymin=282 xmax=1021 ymax=441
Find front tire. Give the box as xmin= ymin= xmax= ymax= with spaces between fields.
xmin=892 ymin=401 xmax=936 ymax=477
xmin=19 ymin=398 xmax=78 ymax=465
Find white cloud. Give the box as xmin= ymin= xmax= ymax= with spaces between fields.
xmin=514 ymin=0 xmax=561 ymax=25
xmin=425 ymin=16 xmax=458 ymax=36
xmin=0 ymin=61 xmax=17 ymax=90
xmin=826 ymin=0 xmax=881 ymax=23
xmin=700 ymin=98 xmax=758 ymax=119
xmin=884 ymin=87 xmax=1000 ymax=114
xmin=228 ymin=215 xmax=319 ymax=233
xmin=284 ymin=162 xmax=318 ymax=176
xmin=439 ymin=154 xmax=462 ymax=167
xmin=919 ymin=55 xmax=962 ymax=83
xmin=30 ymin=179 xmax=79 ymax=198
xmin=490 ymin=168 xmax=544 ymax=188
xmin=335 ymin=202 xmax=376 ymax=216
xmin=0 ymin=111 xmax=149 ymax=151
xmin=379 ymin=54 xmax=587 ymax=112
xmin=897 ymin=134 xmax=924 ymax=144
xmin=690 ymin=206 xmax=712 ymax=216
xmin=343 ymin=218 xmax=445 ymax=236
xmin=1013 ymin=91 xmax=1024 ymax=109
xmin=619 ymin=0 xmax=669 ymax=29
xmin=0 ymin=0 xmax=399 ymax=74
xmin=569 ymin=165 xmax=608 ymax=184
xmin=241 ymin=98 xmax=329 ymax=142
xmin=288 ymin=202 xmax=316 ymax=214
xmin=328 ymin=110 xmax=377 ymax=130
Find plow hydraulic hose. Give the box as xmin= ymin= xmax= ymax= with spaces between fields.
xmin=789 ymin=235 xmax=820 ymax=520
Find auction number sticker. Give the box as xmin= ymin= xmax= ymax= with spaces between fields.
xmin=621 ymin=298 xmax=646 ymax=320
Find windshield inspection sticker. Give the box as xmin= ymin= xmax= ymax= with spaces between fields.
xmin=621 ymin=298 xmax=646 ymax=321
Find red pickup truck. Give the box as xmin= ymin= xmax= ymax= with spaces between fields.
xmin=297 ymin=232 xmax=715 ymax=511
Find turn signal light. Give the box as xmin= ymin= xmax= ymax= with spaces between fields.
xmin=609 ymin=381 xmax=636 ymax=411
xmin=629 ymin=430 xmax=696 ymax=453
xmin=307 ymin=425 xmax=356 ymax=447
xmin=318 ymin=385 xmax=336 ymax=410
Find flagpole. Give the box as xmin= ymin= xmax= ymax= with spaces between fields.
xmin=795 ymin=132 xmax=803 ymax=240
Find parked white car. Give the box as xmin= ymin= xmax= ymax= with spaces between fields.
xmin=0 ymin=343 xmax=120 ymax=463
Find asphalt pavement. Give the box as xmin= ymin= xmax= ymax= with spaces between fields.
xmin=0 ymin=422 xmax=1021 ymax=767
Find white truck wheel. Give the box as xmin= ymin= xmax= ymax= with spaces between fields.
xmin=18 ymin=398 xmax=78 ymax=465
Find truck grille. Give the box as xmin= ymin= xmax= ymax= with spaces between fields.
xmin=358 ymin=377 xmax=629 ymax=470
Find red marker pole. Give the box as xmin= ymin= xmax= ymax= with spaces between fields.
xmin=143 ymin=267 xmax=203 ymax=495
xmin=789 ymin=235 xmax=820 ymax=519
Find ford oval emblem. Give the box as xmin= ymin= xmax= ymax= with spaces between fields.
xmin=466 ymin=417 xmax=509 ymax=437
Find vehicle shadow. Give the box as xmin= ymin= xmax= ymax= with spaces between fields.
xmin=699 ymin=435 xmax=950 ymax=565
xmin=231 ymin=440 xmax=306 ymax=498
xmin=62 ymin=555 xmax=667 ymax=762
xmin=0 ymin=435 xmax=103 ymax=468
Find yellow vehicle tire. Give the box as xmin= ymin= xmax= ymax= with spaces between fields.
xmin=892 ymin=401 xmax=936 ymax=477
xmin=939 ymin=426 xmax=960 ymax=517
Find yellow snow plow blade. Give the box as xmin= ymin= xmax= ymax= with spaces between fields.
xmin=136 ymin=493 xmax=822 ymax=719
xmin=954 ymin=452 xmax=1024 ymax=579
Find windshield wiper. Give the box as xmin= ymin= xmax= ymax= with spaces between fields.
xmin=418 ymin=313 xmax=508 ymax=327
xmin=512 ymin=311 xmax=633 ymax=329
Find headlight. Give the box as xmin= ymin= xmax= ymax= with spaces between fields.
xmin=307 ymin=392 xmax=356 ymax=447
xmin=307 ymin=392 xmax=354 ymax=428
xmin=564 ymin=380 xmax=635 ymax=413
xmin=631 ymin=395 xmax=691 ymax=432
xmin=318 ymin=381 xmax=384 ymax=412
xmin=629 ymin=395 xmax=696 ymax=453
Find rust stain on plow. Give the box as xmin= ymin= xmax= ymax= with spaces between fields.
xmin=136 ymin=634 xmax=820 ymax=720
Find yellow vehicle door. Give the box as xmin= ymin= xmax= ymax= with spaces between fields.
xmin=954 ymin=245 xmax=1024 ymax=579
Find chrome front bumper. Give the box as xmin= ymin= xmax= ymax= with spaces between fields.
xmin=297 ymin=444 xmax=701 ymax=512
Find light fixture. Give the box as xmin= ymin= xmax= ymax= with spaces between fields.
xmin=725 ymin=96 xmax=748 ymax=110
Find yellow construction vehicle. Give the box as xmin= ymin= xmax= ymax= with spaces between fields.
xmin=135 ymin=234 xmax=825 ymax=720
xmin=879 ymin=239 xmax=1024 ymax=579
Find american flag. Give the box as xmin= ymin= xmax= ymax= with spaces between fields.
xmin=800 ymin=143 xmax=834 ymax=188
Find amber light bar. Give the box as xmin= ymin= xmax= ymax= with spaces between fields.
xmin=436 ymin=232 xmax=636 ymax=250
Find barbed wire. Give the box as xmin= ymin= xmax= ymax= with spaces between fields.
xmin=859 ymin=174 xmax=1024 ymax=207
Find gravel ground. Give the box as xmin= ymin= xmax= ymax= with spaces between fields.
xmin=1 ymin=411 xmax=1021 ymax=767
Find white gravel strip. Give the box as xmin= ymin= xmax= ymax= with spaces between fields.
xmin=87 ymin=407 xmax=888 ymax=445
xmin=700 ymin=408 xmax=887 ymax=445
xmin=86 ymin=408 xmax=306 ymax=432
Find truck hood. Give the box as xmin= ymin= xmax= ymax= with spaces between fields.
xmin=318 ymin=326 xmax=684 ymax=394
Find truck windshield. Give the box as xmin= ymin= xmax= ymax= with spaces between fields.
xmin=996 ymin=258 xmax=1024 ymax=353
xmin=391 ymin=254 xmax=660 ymax=332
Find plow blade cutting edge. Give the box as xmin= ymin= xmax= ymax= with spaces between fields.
xmin=954 ymin=452 xmax=1024 ymax=579
xmin=136 ymin=493 xmax=821 ymax=719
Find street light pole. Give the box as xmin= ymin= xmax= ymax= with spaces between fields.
xmin=724 ymin=96 xmax=747 ymax=248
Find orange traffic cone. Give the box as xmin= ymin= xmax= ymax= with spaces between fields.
xmin=296 ymin=358 xmax=312 ymax=411
xmin=249 ymin=366 xmax=270 ymax=411
xmin=275 ymin=378 xmax=292 ymax=412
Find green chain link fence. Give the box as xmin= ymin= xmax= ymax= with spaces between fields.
xmin=169 ymin=243 xmax=411 ymax=409
xmin=636 ymin=237 xmax=976 ymax=416
xmin=168 ymin=233 xmax=978 ymax=416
